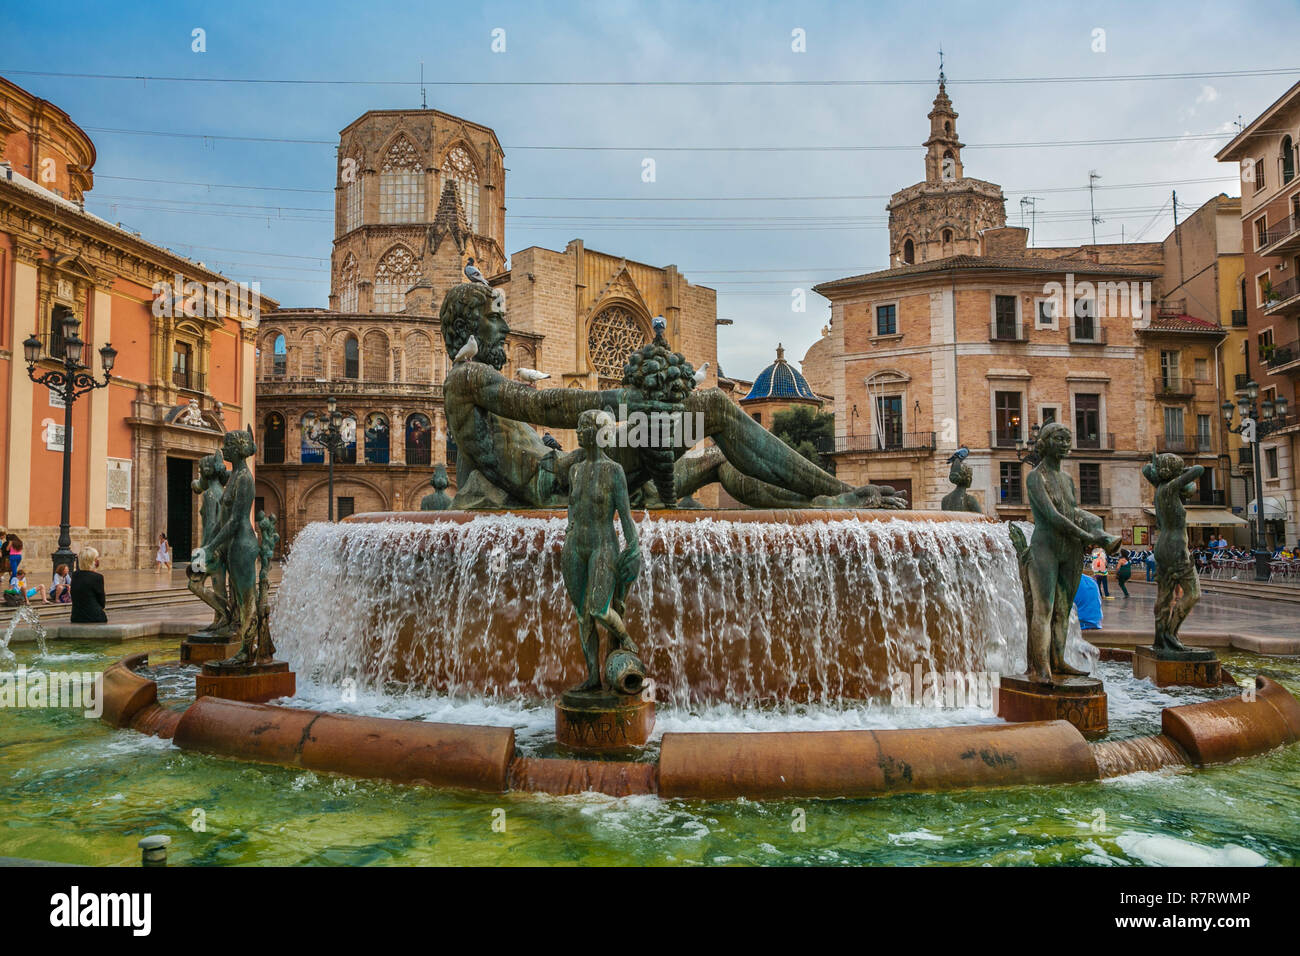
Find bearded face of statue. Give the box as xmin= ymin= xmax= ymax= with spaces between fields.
xmin=474 ymin=298 xmax=510 ymax=371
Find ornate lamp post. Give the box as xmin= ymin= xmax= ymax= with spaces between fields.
xmin=22 ymin=314 xmax=117 ymax=573
xmin=1014 ymin=422 xmax=1043 ymax=466
xmin=303 ymin=396 xmax=354 ymax=522
xmin=1222 ymin=379 xmax=1290 ymax=581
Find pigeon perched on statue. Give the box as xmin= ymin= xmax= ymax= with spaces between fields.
xmin=516 ymin=367 xmax=550 ymax=384
xmin=454 ymin=335 xmax=478 ymax=364
xmin=542 ymin=432 xmax=563 ymax=452
xmin=464 ymin=257 xmax=489 ymax=286
xmin=945 ymin=445 xmax=970 ymax=465
xmin=693 ymin=361 xmax=709 ymax=385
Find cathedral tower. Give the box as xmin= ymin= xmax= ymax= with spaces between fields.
xmin=886 ymin=72 xmax=1006 ymax=266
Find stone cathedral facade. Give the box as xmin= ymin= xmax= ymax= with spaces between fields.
xmin=256 ymin=107 xmax=719 ymax=544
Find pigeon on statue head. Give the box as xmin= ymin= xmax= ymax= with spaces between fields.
xmin=464 ymin=257 xmax=489 ymax=287
xmin=945 ymin=445 xmax=971 ymax=465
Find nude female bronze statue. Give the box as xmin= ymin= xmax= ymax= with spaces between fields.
xmin=187 ymin=450 xmax=232 ymax=639
xmin=1143 ymin=452 xmax=1205 ymax=656
xmin=195 ymin=428 xmax=265 ymax=663
xmin=562 ymin=409 xmax=642 ymax=694
xmin=1024 ymin=423 xmax=1120 ymax=684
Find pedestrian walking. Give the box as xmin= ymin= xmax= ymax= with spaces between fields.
xmin=1091 ymin=547 xmax=1112 ymax=599
xmin=1116 ymin=555 xmax=1132 ymax=598
xmin=155 ymin=533 xmax=172 ymax=574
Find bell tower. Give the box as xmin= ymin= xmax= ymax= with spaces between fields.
xmin=885 ymin=55 xmax=1006 ymax=266
xmin=923 ymin=71 xmax=964 ymax=183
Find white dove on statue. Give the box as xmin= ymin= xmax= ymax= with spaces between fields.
xmin=516 ymin=367 xmax=550 ymax=383
xmin=653 ymin=315 xmax=667 ymax=334
xmin=454 ymin=335 xmax=478 ymax=364
xmin=464 ymin=257 xmax=489 ymax=286
xmin=693 ymin=361 xmax=709 ymax=384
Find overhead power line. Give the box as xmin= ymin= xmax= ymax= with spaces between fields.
xmin=80 ymin=125 xmax=1242 ymax=151
xmin=5 ymin=66 xmax=1298 ymax=88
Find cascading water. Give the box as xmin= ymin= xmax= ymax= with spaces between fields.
xmin=1 ymin=605 xmax=48 ymax=663
xmin=273 ymin=512 xmax=1098 ymax=711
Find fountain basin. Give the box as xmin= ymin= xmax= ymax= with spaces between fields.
xmin=97 ymin=654 xmax=1300 ymax=800
xmin=274 ymin=509 xmax=1023 ymax=707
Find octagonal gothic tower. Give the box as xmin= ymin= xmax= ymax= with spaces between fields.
xmin=886 ymin=75 xmax=1007 ymax=266
xmin=330 ymin=109 xmax=507 ymax=314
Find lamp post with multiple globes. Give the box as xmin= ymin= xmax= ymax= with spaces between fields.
xmin=1222 ymin=379 xmax=1290 ymax=581
xmin=22 ymin=314 xmax=117 ymax=573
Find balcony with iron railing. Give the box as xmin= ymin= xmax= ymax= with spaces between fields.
xmin=1264 ymin=339 xmax=1300 ymax=375
xmin=1232 ymin=309 xmax=1248 ymax=328
xmin=1196 ymin=488 xmax=1226 ymax=507
xmin=1259 ymin=213 xmax=1300 ymax=257
xmin=1239 ymin=446 xmax=1254 ymax=467
xmin=1153 ymin=376 xmax=1196 ymax=400
xmin=255 ymin=377 xmax=446 ymax=400
xmin=1156 ymin=434 xmax=1214 ymax=455
xmin=989 ymin=319 xmax=1025 ymax=342
xmin=172 ymin=370 xmax=206 ymax=394
xmin=830 ymin=431 xmax=937 ymax=454
xmin=1235 ymin=372 xmax=1251 ymax=391
xmin=1263 ymin=276 xmax=1300 ymax=317
xmin=1068 ymin=322 xmax=1107 ymax=345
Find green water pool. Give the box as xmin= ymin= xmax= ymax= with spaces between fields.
xmin=2 ymin=638 xmax=1297 ymax=866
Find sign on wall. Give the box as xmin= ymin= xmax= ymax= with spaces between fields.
xmin=106 ymin=459 xmax=132 ymax=510
xmin=42 ymin=419 xmax=70 ymax=452
xmin=48 ymin=387 xmax=65 ymax=409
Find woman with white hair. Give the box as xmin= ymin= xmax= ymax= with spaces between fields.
xmin=70 ymin=547 xmax=108 ymax=623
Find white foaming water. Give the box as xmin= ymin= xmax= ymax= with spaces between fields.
xmin=1 ymin=605 xmax=47 ymax=662
xmin=273 ymin=514 xmax=1095 ymax=714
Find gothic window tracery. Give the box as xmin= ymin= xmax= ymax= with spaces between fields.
xmin=445 ymin=146 xmax=480 ymax=233
xmin=379 ymin=135 xmax=424 ymax=223
xmin=587 ymin=304 xmax=649 ymax=379
xmin=338 ymin=254 xmax=359 ymax=312
xmin=373 ymin=246 xmax=421 ymax=314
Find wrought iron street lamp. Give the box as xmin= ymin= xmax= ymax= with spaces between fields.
xmin=23 ymin=314 xmax=117 ymax=573
xmin=1222 ymin=379 xmax=1290 ymax=581
xmin=1014 ymin=422 xmax=1043 ymax=466
xmin=303 ymin=395 xmax=354 ymax=522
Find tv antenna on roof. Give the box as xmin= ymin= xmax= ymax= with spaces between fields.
xmin=1089 ymin=171 xmax=1103 ymax=244
xmin=420 ymin=61 xmax=427 ymax=109
xmin=1019 ymin=196 xmax=1041 ymax=246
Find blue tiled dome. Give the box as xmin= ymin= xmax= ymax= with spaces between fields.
xmin=743 ymin=344 xmax=818 ymax=401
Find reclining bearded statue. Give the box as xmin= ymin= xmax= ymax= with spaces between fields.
xmin=440 ymin=282 xmax=907 ymax=510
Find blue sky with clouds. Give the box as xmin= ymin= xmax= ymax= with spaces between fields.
xmin=1 ymin=0 xmax=1295 ymax=378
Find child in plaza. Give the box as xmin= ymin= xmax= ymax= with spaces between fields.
xmin=50 ymin=564 xmax=72 ymax=603
xmin=6 ymin=534 xmax=22 ymax=586
xmin=155 ymin=533 xmax=172 ymax=574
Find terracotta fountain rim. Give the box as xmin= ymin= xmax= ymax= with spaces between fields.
xmin=99 ymin=656 xmax=1300 ymax=801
